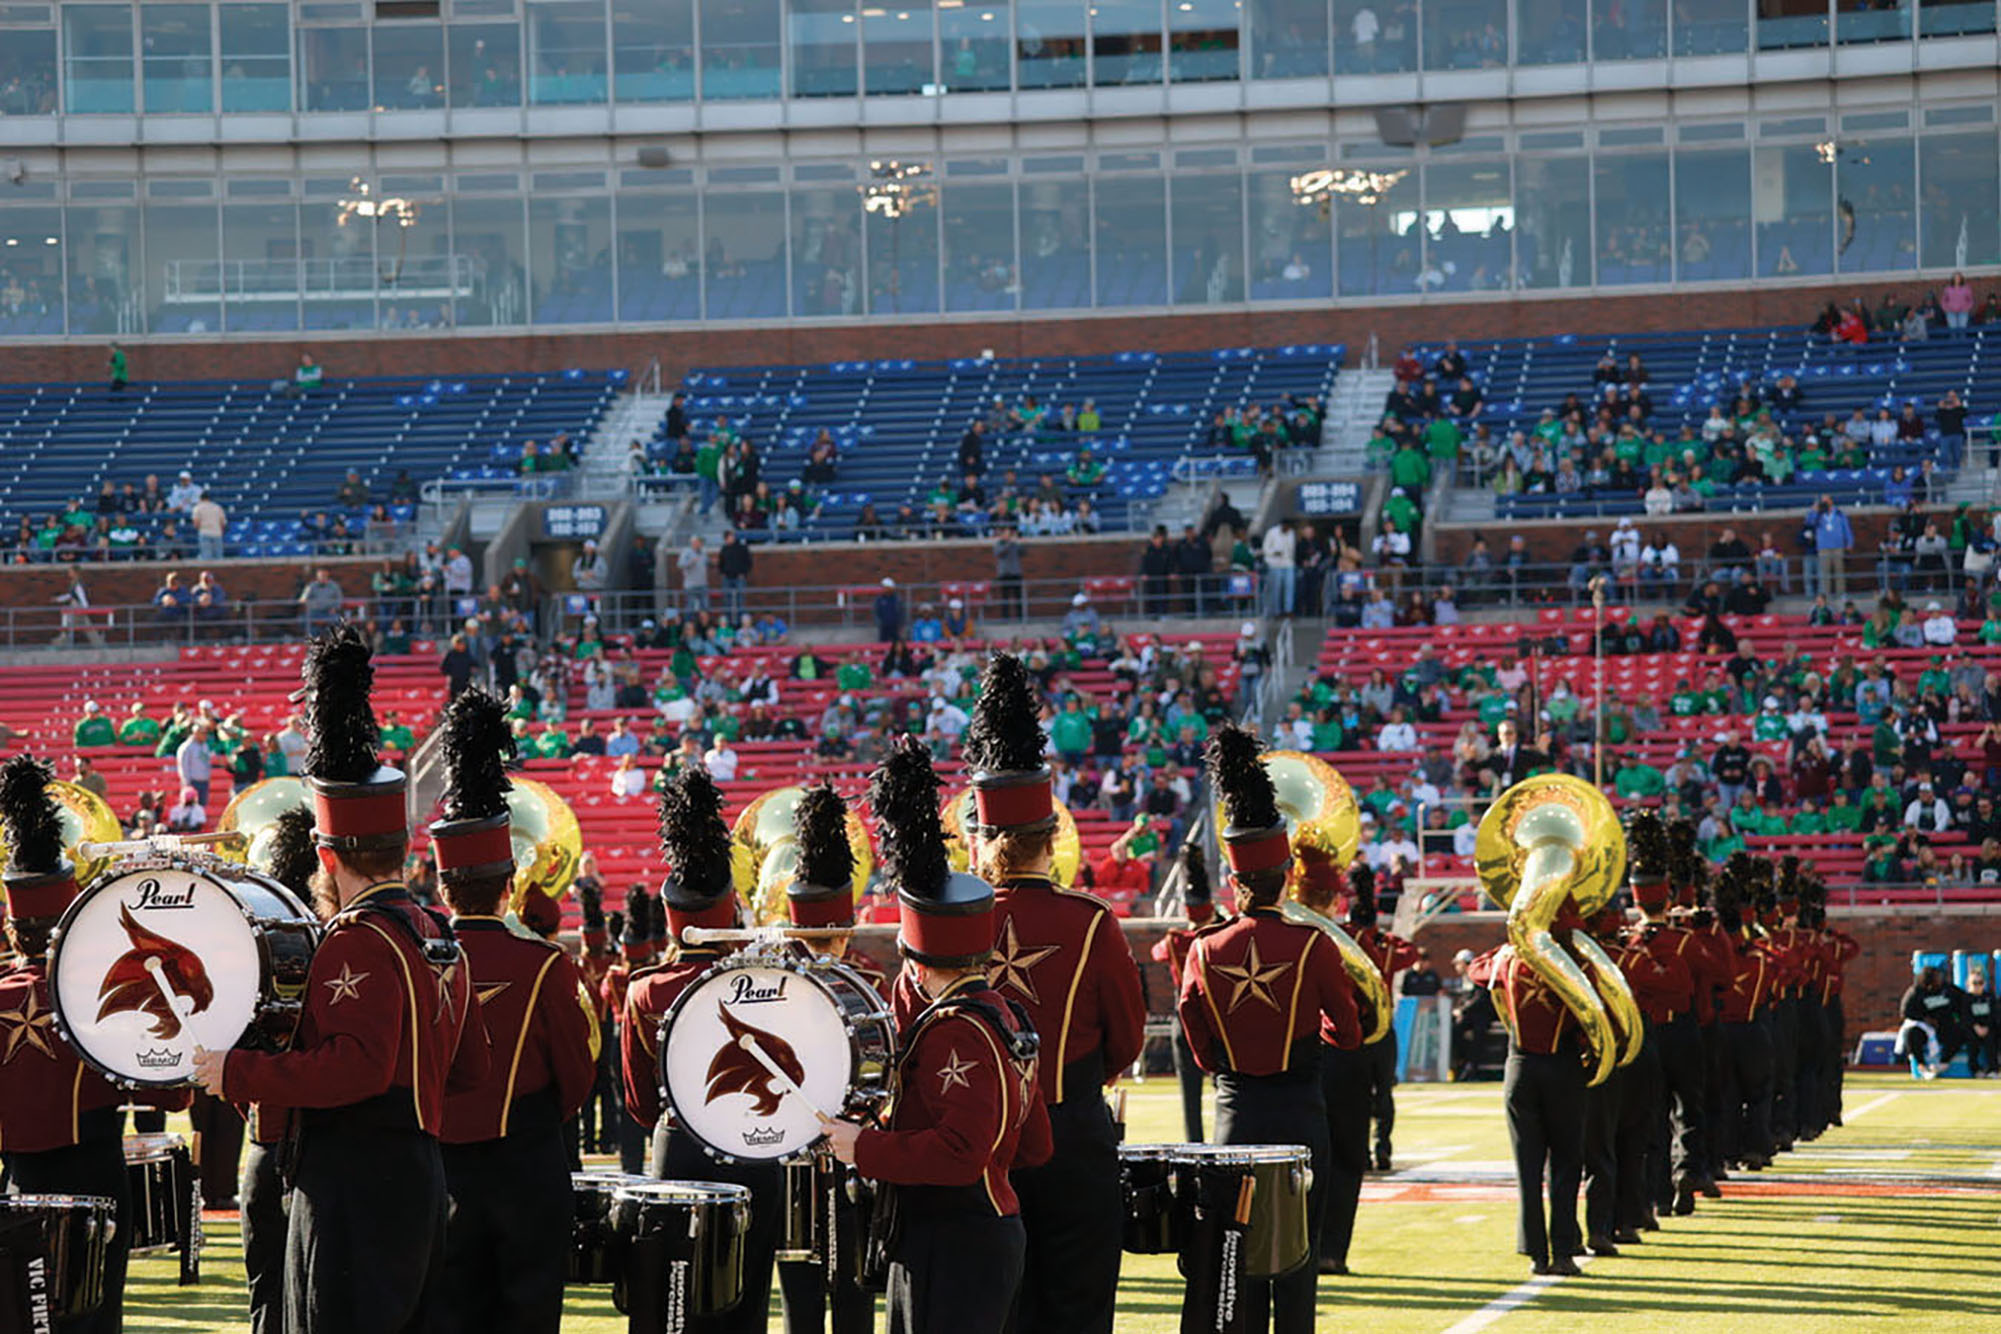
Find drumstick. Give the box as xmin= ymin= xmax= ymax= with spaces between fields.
xmin=144 ymin=956 xmax=195 ymax=1024
xmin=737 ymin=1034 xmax=832 ymax=1122
xmin=1233 ymin=1174 xmax=1257 ymax=1228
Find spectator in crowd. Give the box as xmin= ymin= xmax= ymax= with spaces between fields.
xmin=299 ymin=567 xmax=344 ymax=633
xmin=1261 ymin=519 xmax=1297 ymax=617
xmin=72 ymin=700 xmax=115 ymax=747
xmin=873 ymin=577 xmax=904 ymax=642
xmin=676 ymin=535 xmax=709 ymax=612
xmin=167 ymin=785 xmax=206 ymax=833
xmin=176 ymin=722 xmax=213 ymax=809
xmin=167 ymin=469 xmax=202 ymax=512
xmin=610 ymin=754 xmax=649 ymax=800
xmin=440 ymin=632 xmax=477 ymax=699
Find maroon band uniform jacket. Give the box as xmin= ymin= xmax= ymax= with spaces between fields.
xmin=0 ymin=960 xmax=190 ymax=1153
xmin=1716 ymin=935 xmax=1771 ymax=1025
xmin=1467 ymin=947 xmax=1577 ymax=1055
xmin=1618 ymin=924 xmax=1697 ymax=1025
xmin=620 ymin=946 xmax=724 ymax=1131
xmin=441 ymin=918 xmax=599 ymax=1144
xmin=1179 ymin=907 xmax=1363 ymax=1076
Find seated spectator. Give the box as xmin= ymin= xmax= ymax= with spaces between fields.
xmin=72 ymin=700 xmax=115 ymax=747
xmin=118 ymin=702 xmax=161 ymax=748
xmin=155 ymin=572 xmax=191 ymax=620
xmin=336 ymin=469 xmax=370 ymax=508
xmin=1922 ymin=600 xmax=1958 ymax=646
xmin=610 ymin=753 xmax=648 ymax=800
xmin=167 ymin=785 xmax=206 ymax=832
xmin=1376 ymin=707 xmax=1418 ymax=752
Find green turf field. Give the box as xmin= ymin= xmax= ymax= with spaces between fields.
xmin=124 ymin=1073 xmax=2001 ymax=1331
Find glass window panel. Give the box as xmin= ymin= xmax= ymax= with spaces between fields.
xmin=448 ymin=21 xmax=522 ymax=106
xmin=372 ymin=183 xmax=450 ymax=330
xmin=704 ymin=193 xmax=787 ymax=318
xmin=1423 ymin=160 xmax=1512 ymax=294
xmin=791 ymin=185 xmax=860 ymax=316
xmin=1835 ymin=136 xmax=1914 ymax=274
xmin=1092 ymin=0 xmax=1162 ymax=84
xmin=220 ymin=4 xmax=291 ymax=111
xmin=1836 ymin=0 xmax=1909 ymax=43
xmin=450 ymin=193 xmax=527 ymax=328
xmin=1593 ymin=152 xmax=1671 ymax=286
xmin=940 ymin=0 xmax=1011 ymax=90
xmin=866 ymin=0 xmax=935 ymax=94
xmin=143 ymin=201 xmax=220 ymax=334
xmin=300 ymin=26 xmax=368 ymax=111
xmin=1516 ymin=0 xmax=1585 ymax=62
xmin=373 ymin=24 xmax=444 ymax=108
xmin=1248 ymin=168 xmax=1331 ymax=301
xmin=529 ymin=194 xmax=611 ymax=325
xmin=297 ymin=182 xmax=371 ymax=330
xmin=220 ymin=200 xmax=298 ymax=333
xmin=943 ymin=180 xmax=1017 ymax=312
xmin=65 ymin=5 xmax=135 ymax=113
xmin=0 ymin=204 xmax=64 ymax=336
xmin=1017 ymin=2 xmax=1085 ymax=86
xmin=1673 ymin=147 xmax=1751 ymax=282
xmin=613 ymin=0 xmax=694 ymax=102
xmin=1674 ymin=0 xmax=1748 ymax=51
xmin=66 ymin=202 xmax=135 ymax=334
xmin=1752 ymin=143 xmax=1830 ymax=278
xmin=865 ymin=182 xmax=940 ymax=314
xmin=529 ymin=0 xmax=606 ymax=104
xmin=1920 ymin=0 xmax=1995 ymax=34
xmin=791 ymin=0 xmax=859 ymax=96
xmin=617 ymin=192 xmax=699 ymax=321
xmin=1250 ymin=0 xmax=1327 ymax=77
xmin=0 ymin=28 xmax=57 ymax=115
xmin=1169 ymin=0 xmax=1241 ymax=81
xmin=1334 ymin=168 xmax=1416 ymax=297
xmin=1094 ymin=174 xmax=1165 ymax=306
xmin=1757 ymin=0 xmax=1827 ymax=50
xmin=1020 ymin=178 xmax=1089 ymax=308
xmin=1424 ymin=0 xmax=1507 ymax=69
xmin=701 ymin=0 xmax=781 ymax=97
xmin=1171 ymin=173 xmax=1243 ymax=304
xmin=1594 ymin=0 xmax=1665 ymax=56
xmin=141 ymin=5 xmax=212 ymax=112
xmin=1334 ymin=0 xmax=1415 ymax=70
xmin=1920 ymin=131 xmax=1999 ymax=272
xmin=1517 ymin=157 xmax=1588 ymax=288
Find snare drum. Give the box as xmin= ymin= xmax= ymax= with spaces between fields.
xmin=658 ymin=956 xmax=893 ymax=1163
xmin=1117 ymin=1144 xmax=1185 ymax=1255
xmin=569 ymin=1171 xmax=648 ymax=1286
xmin=0 ymin=1195 xmax=117 ymax=1321
xmin=1171 ymin=1145 xmax=1313 ymax=1278
xmin=123 ymin=1134 xmax=191 ymax=1253
xmin=47 ymin=858 xmax=319 ymax=1087
xmin=609 ymin=1181 xmax=751 ymax=1320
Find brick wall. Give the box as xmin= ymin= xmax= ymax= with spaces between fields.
xmin=0 ymin=556 xmax=381 ymax=626
xmin=741 ymin=534 xmax=1149 ymax=601
xmin=0 ymin=275 xmax=1942 ymax=386
xmin=1433 ymin=505 xmax=1948 ymax=568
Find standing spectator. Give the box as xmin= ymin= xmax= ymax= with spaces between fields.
xmin=957 ymin=418 xmax=986 ymax=478
xmin=872 ymin=578 xmax=904 ymax=642
xmin=718 ymin=530 xmax=752 ymax=619
xmin=1261 ymin=519 xmax=1297 ymax=617
xmin=191 ymin=490 xmax=228 ymax=561
xmin=443 ymin=544 xmax=475 ymax=604
xmin=55 ymin=569 xmax=103 ymax=647
xmin=298 ymin=567 xmax=344 ymax=633
xmin=993 ymin=526 xmax=1024 ymax=619
xmin=572 ymin=539 xmax=609 ymax=593
xmin=1936 ymin=390 xmax=1968 ymax=471
xmin=1941 ymin=273 xmax=1975 ymax=331
xmin=176 ymin=721 xmax=214 ymax=808
xmin=108 ymin=342 xmax=129 ymax=392
xmin=440 ymin=632 xmax=476 ymax=699
xmin=294 ymin=351 xmax=324 ymax=393
xmin=71 ymin=754 xmax=110 ymax=802
xmin=1175 ymin=523 xmax=1212 ymax=615
xmin=677 ymin=535 xmax=710 ymax=611
xmin=1809 ymin=494 xmax=1852 ymax=598
xmin=1139 ymin=526 xmax=1174 ymax=616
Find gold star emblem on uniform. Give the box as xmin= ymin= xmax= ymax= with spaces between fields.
xmin=0 ymin=988 xmax=57 ymax=1063
xmin=325 ymin=963 xmax=368 ymax=1005
xmin=937 ymin=1048 xmax=976 ymax=1093
xmin=477 ymin=980 xmax=512 ymax=1006
xmin=436 ymin=962 xmax=460 ymax=1024
xmin=1212 ymin=940 xmax=1292 ymax=1014
xmin=990 ymin=919 xmax=1061 ymax=1004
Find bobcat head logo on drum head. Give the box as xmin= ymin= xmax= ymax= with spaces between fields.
xmin=96 ymin=906 xmax=215 ymax=1041
xmin=706 ymin=1004 xmax=806 ymax=1116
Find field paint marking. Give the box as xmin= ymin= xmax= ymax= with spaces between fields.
xmin=1790 ymin=1147 xmax=1910 ymax=1159
xmin=1842 ymin=1092 xmax=1902 ymax=1121
xmin=1440 ymin=1256 xmax=1593 ymax=1334
xmin=1454 ymin=1214 xmax=1488 ymax=1224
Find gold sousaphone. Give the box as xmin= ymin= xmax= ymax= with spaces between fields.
xmin=0 ymin=780 xmax=123 ymax=889
xmin=940 ymin=786 xmax=1083 ymax=888
xmin=217 ymin=776 xmax=310 ymax=875
xmin=504 ymin=776 xmax=585 ymax=915
xmin=730 ymin=784 xmax=877 ymax=926
xmin=1211 ymin=750 xmax=1391 ymax=1045
xmin=1474 ymin=774 xmax=1643 ymax=1087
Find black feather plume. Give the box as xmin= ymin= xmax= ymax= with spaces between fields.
xmin=301 ymin=623 xmax=382 ymax=783
xmin=607 ymin=909 xmax=627 ymax=943
xmin=869 ymin=735 xmax=950 ymax=897
xmin=1667 ymin=819 xmax=1706 ymax=895
xmin=1178 ymin=841 xmax=1211 ymax=906
xmin=266 ymin=806 xmax=320 ymax=897
xmin=961 ymin=651 xmax=1047 ymax=774
xmin=794 ymin=783 xmax=854 ymax=890
xmin=1625 ymin=810 xmax=1669 ymax=881
xmin=439 ymin=688 xmax=515 ymax=822
xmin=1777 ymin=854 xmax=1802 ymax=901
xmin=656 ymin=768 xmax=734 ymax=898
xmin=580 ymin=880 xmax=605 ymax=932
xmin=619 ymin=887 xmax=648 ymax=946
xmin=0 ymin=755 xmax=65 ymax=877
xmin=1713 ymin=854 xmax=1750 ymax=930
xmin=1206 ymin=724 xmax=1281 ymax=833
xmin=1747 ymin=857 xmax=1776 ymax=911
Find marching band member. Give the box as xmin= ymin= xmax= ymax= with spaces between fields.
xmin=1660 ymin=820 xmax=1721 ymax=1212
xmin=1616 ymin=815 xmax=1696 ymax=1226
xmin=430 ymin=689 xmax=598 ymax=1334
xmin=779 ymin=783 xmax=884 ymax=1334
xmin=1148 ymin=842 xmax=1214 ymax=1143
xmin=1813 ymin=887 xmax=1858 ymax=1126
xmin=1314 ymin=859 xmax=1381 ymax=1276
xmin=194 ymin=624 xmax=489 ymax=1334
xmin=1179 ymin=725 xmax=1363 ymax=1333
xmin=576 ymin=878 xmax=621 ymax=1157
xmin=621 ymin=767 xmax=781 ymax=1334
xmin=240 ymin=804 xmax=321 ymax=1334
xmin=605 ymin=887 xmax=656 ymax=1175
xmin=1578 ymin=903 xmax=1637 ymax=1256
xmin=0 ymin=755 xmax=190 ymax=1334
xmin=1764 ymin=859 xmax=1806 ymax=1152
xmin=1710 ymin=856 xmax=1774 ymax=1173
xmin=1344 ymin=863 xmax=1419 ymax=1174
xmin=951 ymin=651 xmax=1144 ymax=1334
xmin=823 ymin=736 xmax=1050 ymax=1334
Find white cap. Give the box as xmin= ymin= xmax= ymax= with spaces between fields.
xmin=948 ymin=597 xmax=963 ymax=609
xmin=1763 ymin=696 xmax=1779 ymax=709
xmin=199 ymin=699 xmax=214 ymax=711
xmin=881 ymin=577 xmax=895 ymax=588
xmin=179 ymin=469 xmax=193 ymax=479
xmin=83 ymin=699 xmax=99 ymax=712
xmin=1073 ymin=592 xmax=1089 ymax=606
xmin=1240 ymin=621 xmax=1256 ymax=637
xmin=1927 ymin=600 xmax=1942 ymax=611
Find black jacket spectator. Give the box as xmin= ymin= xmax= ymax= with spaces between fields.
xmin=719 ymin=534 xmax=753 ymax=580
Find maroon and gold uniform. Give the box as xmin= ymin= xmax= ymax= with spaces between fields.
xmin=1715 ymin=931 xmax=1775 ymax=1167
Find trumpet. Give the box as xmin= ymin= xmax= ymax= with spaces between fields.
xmin=1474 ymin=775 xmax=1643 ymax=1087
xmin=730 ymin=784 xmax=876 ymax=926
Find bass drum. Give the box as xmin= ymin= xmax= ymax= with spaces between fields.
xmin=46 ymin=857 xmax=320 ymax=1088
xmin=658 ymin=956 xmax=893 ymax=1164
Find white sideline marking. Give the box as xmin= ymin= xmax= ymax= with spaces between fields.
xmin=1441 ymin=1256 xmax=1593 ymax=1334
xmin=1842 ymin=1092 xmax=1902 ymax=1121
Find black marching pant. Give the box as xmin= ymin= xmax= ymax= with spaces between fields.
xmin=583 ymin=1016 xmax=620 ymax=1154
xmin=1318 ymin=1042 xmax=1371 ymax=1269
xmin=4 ymin=1119 xmax=132 ymax=1334
xmin=1009 ymin=1092 xmax=1123 ymax=1334
xmin=651 ymin=1125 xmax=783 ymax=1334
xmin=1795 ymin=995 xmax=1827 ymax=1135
xmin=1580 ymin=1066 xmax=1619 ymax=1244
xmin=1701 ymin=1022 xmax=1729 ymax=1179
xmin=191 ymin=1093 xmax=245 ymax=1209
xmin=1503 ymin=1047 xmax=1584 ymax=1267
xmin=1769 ymin=998 xmax=1800 ymax=1145
xmin=240 ymin=1139 xmax=287 ymax=1334
xmin=285 ymin=1119 xmax=447 ymax=1334
xmin=1657 ymin=1014 xmax=1707 ymax=1189
xmin=1364 ymin=1034 xmax=1399 ymax=1163
xmin=440 ymin=1125 xmax=571 ymax=1334
xmin=778 ymin=1171 xmax=876 ymax=1334
xmin=888 ymin=1211 xmax=1025 ymax=1334
xmin=1824 ymin=999 xmax=1847 ymax=1122
xmin=1172 ymin=1027 xmax=1207 ymax=1143
xmin=1613 ymin=1029 xmax=1660 ymax=1232
xmin=1719 ymin=1020 xmax=1774 ymax=1166
xmin=1213 ymin=1066 xmax=1329 ymax=1334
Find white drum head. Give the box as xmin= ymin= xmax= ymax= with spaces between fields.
xmin=51 ymin=867 xmax=267 ymax=1085
xmin=662 ymin=963 xmax=854 ymax=1161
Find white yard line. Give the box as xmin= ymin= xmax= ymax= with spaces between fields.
xmin=1440 ymin=1257 xmax=1592 ymax=1334
xmin=1841 ymin=1092 xmax=1902 ymax=1121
